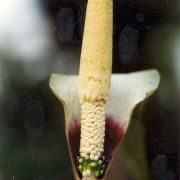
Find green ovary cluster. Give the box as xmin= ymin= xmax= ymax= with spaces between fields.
xmin=77 ymin=155 xmax=106 ymax=178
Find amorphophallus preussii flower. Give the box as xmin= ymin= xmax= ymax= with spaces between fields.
xmin=49 ymin=0 xmax=160 ymax=179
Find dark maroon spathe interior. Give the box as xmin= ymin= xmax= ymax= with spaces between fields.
xmin=68 ymin=116 xmax=125 ymax=179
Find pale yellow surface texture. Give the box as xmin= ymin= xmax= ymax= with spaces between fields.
xmin=79 ymin=0 xmax=113 ymax=103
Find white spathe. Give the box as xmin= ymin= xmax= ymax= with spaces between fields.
xmin=50 ymin=69 xmax=160 ymax=130
xmin=49 ymin=69 xmax=160 ymax=180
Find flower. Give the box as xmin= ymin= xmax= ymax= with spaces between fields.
xmin=49 ymin=0 xmax=160 ymax=179
xmin=77 ymin=1 xmax=113 ymax=176
xmin=49 ymin=69 xmax=160 ymax=179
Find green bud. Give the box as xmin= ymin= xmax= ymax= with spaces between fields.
xmin=79 ymin=158 xmax=83 ymax=163
xmin=90 ymin=162 xmax=96 ymax=167
xmin=98 ymin=160 xmax=102 ymax=165
xmin=84 ymin=156 xmax=89 ymax=160
xmin=94 ymin=170 xmax=100 ymax=177
xmin=100 ymin=170 xmax=104 ymax=175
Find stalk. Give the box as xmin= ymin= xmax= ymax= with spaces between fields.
xmin=78 ymin=0 xmax=113 ymax=178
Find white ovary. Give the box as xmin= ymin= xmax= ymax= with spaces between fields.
xmin=80 ymin=102 xmax=105 ymax=160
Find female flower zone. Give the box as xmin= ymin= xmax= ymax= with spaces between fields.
xmin=50 ymin=0 xmax=160 ymax=179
